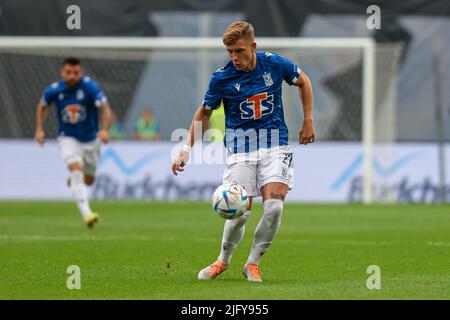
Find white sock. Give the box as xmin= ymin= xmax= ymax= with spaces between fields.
xmin=218 ymin=211 xmax=250 ymax=265
xmin=70 ymin=170 xmax=92 ymax=218
xmin=247 ymin=199 xmax=284 ymax=265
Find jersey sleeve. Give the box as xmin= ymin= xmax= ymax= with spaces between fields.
xmin=88 ymin=79 xmax=108 ymax=107
xmin=202 ymin=74 xmax=222 ymax=110
xmin=275 ymin=53 xmax=301 ymax=86
xmin=40 ymin=84 xmax=57 ymax=106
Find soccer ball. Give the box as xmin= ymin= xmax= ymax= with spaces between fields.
xmin=211 ymin=183 xmax=249 ymax=220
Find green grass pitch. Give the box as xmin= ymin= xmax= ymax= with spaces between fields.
xmin=0 ymin=201 xmax=449 ymax=299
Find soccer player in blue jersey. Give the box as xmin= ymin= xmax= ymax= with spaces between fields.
xmin=171 ymin=21 xmax=315 ymax=281
xmin=34 ymin=57 xmax=112 ymax=228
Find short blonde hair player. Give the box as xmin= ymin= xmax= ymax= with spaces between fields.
xmin=172 ymin=21 xmax=315 ymax=281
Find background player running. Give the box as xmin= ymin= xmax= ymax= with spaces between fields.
xmin=34 ymin=57 xmax=112 ymax=228
xmin=172 ymin=21 xmax=315 ymax=281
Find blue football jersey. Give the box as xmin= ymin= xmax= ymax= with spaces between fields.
xmin=203 ymin=51 xmax=301 ymax=154
xmin=41 ymin=76 xmax=107 ymax=142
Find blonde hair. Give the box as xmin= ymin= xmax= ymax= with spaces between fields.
xmin=222 ymin=21 xmax=255 ymax=46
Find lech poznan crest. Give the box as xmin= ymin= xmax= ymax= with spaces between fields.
xmin=263 ymin=72 xmax=273 ymax=86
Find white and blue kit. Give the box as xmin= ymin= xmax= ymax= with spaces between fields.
xmin=203 ymin=51 xmax=300 ymax=196
xmin=41 ymin=76 xmax=108 ymax=175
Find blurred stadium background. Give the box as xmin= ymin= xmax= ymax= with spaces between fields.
xmin=0 ymin=0 xmax=449 ymax=204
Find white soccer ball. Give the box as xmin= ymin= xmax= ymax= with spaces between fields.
xmin=211 ymin=183 xmax=249 ymax=220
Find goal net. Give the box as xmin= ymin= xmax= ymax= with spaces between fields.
xmin=0 ymin=37 xmax=404 ymax=203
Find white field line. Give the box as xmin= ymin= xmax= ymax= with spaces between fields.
xmin=0 ymin=234 xmax=448 ymax=247
xmin=0 ymin=234 xmax=154 ymax=242
xmin=427 ymin=241 xmax=450 ymax=247
xmin=281 ymin=239 xmax=392 ymax=246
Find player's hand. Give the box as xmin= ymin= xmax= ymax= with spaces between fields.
xmin=34 ymin=129 xmax=45 ymax=145
xmin=97 ymin=130 xmax=110 ymax=144
xmin=171 ymin=150 xmax=190 ymax=176
xmin=299 ymin=119 xmax=315 ymax=145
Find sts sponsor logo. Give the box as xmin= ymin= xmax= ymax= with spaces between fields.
xmin=61 ymin=104 xmax=86 ymax=124
xmin=239 ymin=92 xmax=274 ymax=120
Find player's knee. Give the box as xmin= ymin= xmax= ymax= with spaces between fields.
xmin=84 ymin=175 xmax=95 ymax=186
xmin=263 ymin=199 xmax=284 ymax=227
xmin=236 ymin=211 xmax=250 ymax=225
xmin=68 ymin=162 xmax=83 ymax=172
xmin=231 ymin=197 xmax=251 ymax=227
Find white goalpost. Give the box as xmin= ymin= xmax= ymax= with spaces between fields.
xmin=0 ymin=36 xmax=376 ymax=203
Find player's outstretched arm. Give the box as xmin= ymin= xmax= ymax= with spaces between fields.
xmin=97 ymin=101 xmax=112 ymax=144
xmin=34 ymin=100 xmax=48 ymax=145
xmin=295 ymin=71 xmax=316 ymax=145
xmin=171 ymin=105 xmax=213 ymax=176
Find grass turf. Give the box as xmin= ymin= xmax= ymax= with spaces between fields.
xmin=0 ymin=201 xmax=449 ymax=299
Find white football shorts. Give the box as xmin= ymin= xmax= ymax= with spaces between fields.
xmin=223 ymin=145 xmax=294 ymax=197
xmin=58 ymin=136 xmax=101 ymax=176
